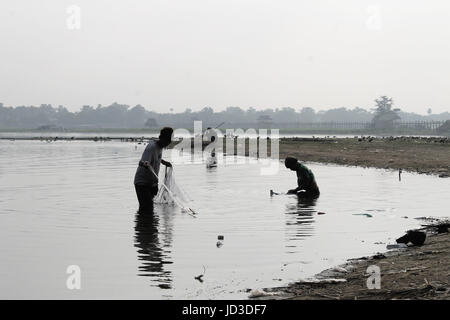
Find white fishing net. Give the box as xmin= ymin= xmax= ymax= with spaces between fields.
xmin=154 ymin=167 xmax=191 ymax=205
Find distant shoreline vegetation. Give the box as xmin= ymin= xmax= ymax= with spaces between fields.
xmin=0 ymin=100 xmax=449 ymax=134
xmin=0 ymin=125 xmax=448 ymax=136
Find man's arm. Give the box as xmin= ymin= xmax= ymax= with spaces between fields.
xmin=287 ymin=186 xmax=302 ymax=194
xmin=161 ymin=159 xmax=172 ymax=167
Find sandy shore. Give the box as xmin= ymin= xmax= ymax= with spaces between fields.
xmin=200 ymin=136 xmax=450 ymax=177
xmin=277 ymin=137 xmax=450 ymax=178
xmin=253 ymin=223 xmax=449 ymax=300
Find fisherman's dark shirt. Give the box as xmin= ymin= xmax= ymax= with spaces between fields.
xmin=295 ymin=163 xmax=320 ymax=195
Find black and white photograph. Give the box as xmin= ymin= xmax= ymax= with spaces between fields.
xmin=0 ymin=0 xmax=449 ymax=307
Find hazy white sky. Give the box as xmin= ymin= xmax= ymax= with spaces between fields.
xmin=1 ymin=0 xmax=450 ymax=114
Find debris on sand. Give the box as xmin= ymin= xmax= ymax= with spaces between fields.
xmin=330 ymin=266 xmax=349 ymax=273
xmin=248 ymin=289 xmax=279 ymax=298
xmin=420 ymin=221 xmax=450 ymax=234
xmin=296 ymin=278 xmax=347 ymax=284
xmin=396 ymin=230 xmax=427 ymax=246
xmin=437 ymin=224 xmax=449 ymax=233
xmin=372 ymin=253 xmax=386 ymax=259
xmin=266 ymin=220 xmax=450 ymax=300
xmin=387 ymin=243 xmax=408 ymax=250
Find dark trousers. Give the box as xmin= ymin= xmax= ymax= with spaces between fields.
xmin=135 ymin=185 xmax=158 ymax=212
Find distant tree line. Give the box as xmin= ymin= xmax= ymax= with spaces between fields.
xmin=0 ymin=100 xmax=449 ymax=130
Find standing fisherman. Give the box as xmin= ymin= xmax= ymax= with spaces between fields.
xmin=134 ymin=127 xmax=173 ymax=211
xmin=204 ymin=127 xmax=217 ymax=168
xmin=284 ymin=156 xmax=320 ymax=198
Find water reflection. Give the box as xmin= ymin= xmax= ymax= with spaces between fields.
xmin=285 ymin=196 xmax=317 ymax=241
xmin=134 ymin=205 xmax=173 ymax=289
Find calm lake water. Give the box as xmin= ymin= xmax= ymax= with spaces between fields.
xmin=0 ymin=140 xmax=448 ymax=299
xmin=2 ymin=131 xmax=443 ymax=140
xmin=0 ymin=131 xmax=357 ymax=139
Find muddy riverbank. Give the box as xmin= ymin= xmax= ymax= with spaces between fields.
xmin=213 ymin=136 xmax=450 ymax=177
xmin=254 ymin=222 xmax=450 ymax=300
xmin=277 ymin=137 xmax=450 ymax=178
xmin=190 ymin=136 xmax=450 ymax=177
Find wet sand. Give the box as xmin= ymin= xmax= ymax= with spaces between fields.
xmin=277 ymin=137 xmax=450 ymax=178
xmin=199 ymin=136 xmax=450 ymax=177
xmin=257 ymin=223 xmax=450 ymax=300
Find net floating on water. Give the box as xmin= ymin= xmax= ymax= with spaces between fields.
xmin=154 ymin=167 xmax=191 ymax=206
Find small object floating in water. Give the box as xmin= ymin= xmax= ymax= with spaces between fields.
xmin=194 ymin=274 xmax=204 ymax=282
xmin=216 ymin=235 xmax=224 ymax=248
xmin=270 ymin=189 xmax=284 ymax=196
xmin=194 ymin=266 xmax=206 ymax=283
xmin=352 ymin=213 xmax=373 ymax=218
xmin=317 ymin=212 xmax=326 ymax=215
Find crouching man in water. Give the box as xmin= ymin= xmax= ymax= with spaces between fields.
xmin=284 ymin=156 xmax=320 ymax=198
xmin=134 ymin=127 xmax=173 ymax=212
